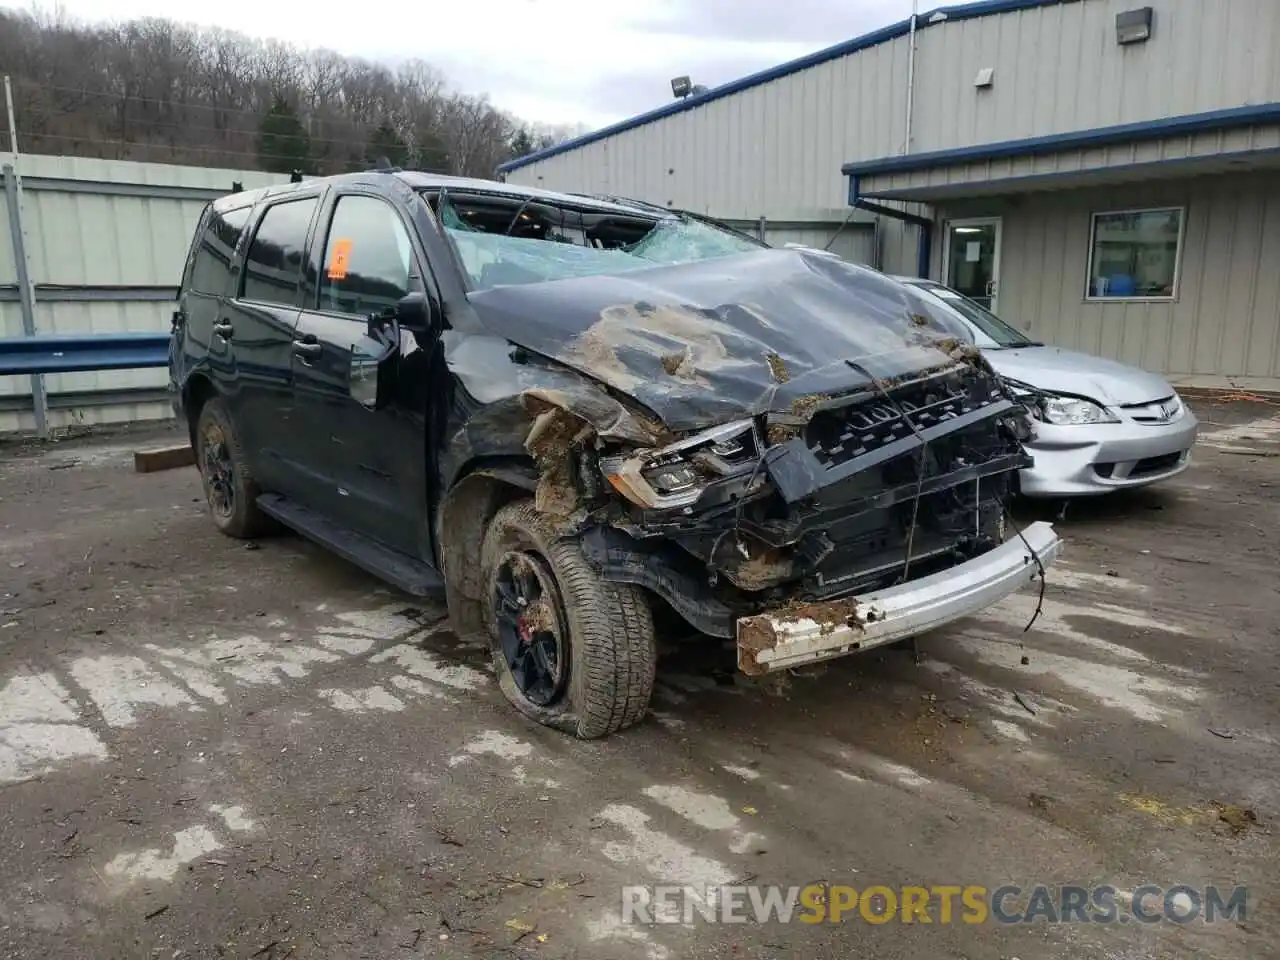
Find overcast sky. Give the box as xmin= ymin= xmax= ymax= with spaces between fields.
xmin=50 ymin=0 xmax=962 ymax=129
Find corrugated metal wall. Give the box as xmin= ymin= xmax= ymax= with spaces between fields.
xmin=911 ymin=0 xmax=1280 ymax=154
xmin=506 ymin=0 xmax=1280 ymax=237
xmin=935 ymin=172 xmax=1280 ymax=385
xmin=1 ymin=155 xmax=288 ymax=434
xmin=760 ymin=222 xmax=875 ymax=265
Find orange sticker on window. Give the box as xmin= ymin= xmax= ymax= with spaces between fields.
xmin=327 ymin=238 xmax=353 ymax=280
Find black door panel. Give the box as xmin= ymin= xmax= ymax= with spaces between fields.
xmin=292 ymin=192 xmax=428 ymax=556
xmin=173 ymin=202 xmax=252 ymax=418
xmin=227 ymin=194 xmax=321 ymax=494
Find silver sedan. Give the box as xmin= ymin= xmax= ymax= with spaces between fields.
xmin=899 ymin=278 xmax=1199 ymax=497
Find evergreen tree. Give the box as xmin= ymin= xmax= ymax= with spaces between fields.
xmin=366 ymin=121 xmax=410 ymax=168
xmin=257 ymin=97 xmax=316 ymax=175
xmin=413 ymin=131 xmax=452 ymax=173
xmin=509 ymin=127 xmax=536 ymax=160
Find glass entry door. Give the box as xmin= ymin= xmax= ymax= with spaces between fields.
xmin=944 ymin=218 xmax=1002 ymax=312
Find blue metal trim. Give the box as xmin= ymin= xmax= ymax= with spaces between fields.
xmin=498 ymin=0 xmax=1084 ymax=173
xmin=0 ymin=332 xmax=170 ymax=376
xmin=854 ymin=144 xmax=1280 ymax=199
xmin=843 ymin=102 xmax=1280 ymax=177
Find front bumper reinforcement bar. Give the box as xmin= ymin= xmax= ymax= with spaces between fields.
xmin=737 ymin=521 xmax=1063 ymax=675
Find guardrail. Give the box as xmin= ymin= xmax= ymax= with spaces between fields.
xmin=0 ymin=332 xmax=170 ymax=376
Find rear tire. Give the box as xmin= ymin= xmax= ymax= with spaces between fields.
xmin=194 ymin=397 xmax=273 ymax=539
xmin=479 ymin=500 xmax=656 ymax=739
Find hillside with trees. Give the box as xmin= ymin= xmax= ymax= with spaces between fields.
xmin=0 ymin=7 xmax=582 ymax=177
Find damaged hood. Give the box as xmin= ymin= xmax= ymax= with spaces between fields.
xmin=983 ymin=345 xmax=1176 ymax=407
xmin=466 ymin=249 xmax=968 ymax=431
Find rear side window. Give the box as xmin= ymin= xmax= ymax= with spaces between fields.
xmin=186 ymin=205 xmax=251 ymax=296
xmin=318 ymin=195 xmax=416 ymax=316
xmin=241 ymin=197 xmax=318 ymax=307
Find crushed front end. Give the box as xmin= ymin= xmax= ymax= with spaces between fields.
xmin=575 ymin=359 xmax=1063 ymax=674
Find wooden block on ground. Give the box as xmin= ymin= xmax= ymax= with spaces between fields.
xmin=134 ymin=444 xmax=195 ymax=473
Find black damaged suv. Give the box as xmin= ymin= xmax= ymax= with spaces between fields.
xmin=171 ymin=170 xmax=1060 ymax=738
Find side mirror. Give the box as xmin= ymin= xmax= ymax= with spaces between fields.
xmin=393 ymin=290 xmax=437 ymax=334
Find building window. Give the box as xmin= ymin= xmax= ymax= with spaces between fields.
xmin=1086 ymin=207 xmax=1184 ymax=300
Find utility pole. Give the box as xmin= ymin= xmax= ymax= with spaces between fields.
xmin=3 ymin=74 xmax=49 ymax=437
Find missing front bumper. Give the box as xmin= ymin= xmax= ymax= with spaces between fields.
xmin=736 ymin=521 xmax=1063 ymax=675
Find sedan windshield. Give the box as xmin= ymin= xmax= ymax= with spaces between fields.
xmin=425 ymin=189 xmax=764 ymax=291
xmin=912 ymin=282 xmax=1039 ymax=349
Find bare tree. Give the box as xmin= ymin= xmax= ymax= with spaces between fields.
xmin=0 ymin=8 xmax=547 ymax=177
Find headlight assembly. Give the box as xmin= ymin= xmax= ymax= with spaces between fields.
xmin=600 ymin=419 xmax=761 ymax=510
xmin=1035 ymin=396 xmax=1119 ymax=425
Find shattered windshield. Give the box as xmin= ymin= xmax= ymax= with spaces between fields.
xmin=428 ymin=190 xmax=763 ymax=291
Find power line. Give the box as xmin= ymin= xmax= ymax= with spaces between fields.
xmin=21 ymin=79 xmax=478 ymax=131
xmin=22 ymin=130 xmax=370 ymax=168
xmin=24 ymin=116 xmax=452 ymax=159
xmin=16 ymin=82 xmax=459 ymax=158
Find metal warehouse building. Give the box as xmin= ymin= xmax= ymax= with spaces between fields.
xmin=500 ymin=0 xmax=1280 ymax=393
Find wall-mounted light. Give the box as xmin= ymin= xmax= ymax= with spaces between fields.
xmin=1116 ymin=7 xmax=1154 ymax=44
xmin=670 ymin=76 xmax=707 ymax=100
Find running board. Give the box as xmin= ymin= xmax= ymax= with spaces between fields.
xmin=256 ymin=493 xmax=445 ymax=598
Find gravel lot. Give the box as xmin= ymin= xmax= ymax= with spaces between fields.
xmin=1 ymin=399 xmax=1277 ymax=960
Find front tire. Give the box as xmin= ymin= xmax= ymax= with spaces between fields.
xmin=194 ymin=397 xmax=273 ymax=539
xmin=479 ymin=500 xmax=656 ymax=739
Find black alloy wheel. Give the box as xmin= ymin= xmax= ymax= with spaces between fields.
xmin=201 ymin=420 xmax=236 ymax=520
xmin=490 ymin=550 xmax=569 ymax=707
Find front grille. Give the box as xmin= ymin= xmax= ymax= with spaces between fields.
xmin=805 ymin=371 xmax=999 ymax=470
xmin=1122 ymin=395 xmax=1180 ymax=424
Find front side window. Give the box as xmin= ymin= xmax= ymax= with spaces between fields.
xmin=187 ymin=205 xmax=251 ymax=297
xmin=241 ymin=197 xmax=318 ymax=307
xmin=318 ymin=196 xmax=416 ymax=315
xmin=1086 ymin=207 xmax=1183 ymax=300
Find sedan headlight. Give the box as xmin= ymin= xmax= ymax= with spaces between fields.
xmin=600 ymin=419 xmax=760 ymax=510
xmin=1036 ymin=395 xmax=1119 ymax=425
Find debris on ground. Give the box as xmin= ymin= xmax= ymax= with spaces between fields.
xmin=1213 ymin=802 xmax=1257 ymax=835
xmin=434 ymin=827 xmax=465 ymax=847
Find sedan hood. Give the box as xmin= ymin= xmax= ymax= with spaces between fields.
xmin=466 ymin=249 xmax=969 ymax=431
xmin=983 ymin=345 xmax=1174 ymax=407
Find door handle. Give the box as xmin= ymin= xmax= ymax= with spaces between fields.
xmin=292 ymin=339 xmax=323 ymax=359
xmin=213 ymin=319 xmax=234 ymax=339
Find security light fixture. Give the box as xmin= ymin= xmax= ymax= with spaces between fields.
xmin=1116 ymin=7 xmax=1153 ymax=44
xmin=671 ymin=76 xmax=708 ymax=100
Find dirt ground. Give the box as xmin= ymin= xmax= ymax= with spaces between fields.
xmin=1 ymin=399 xmax=1277 ymax=960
